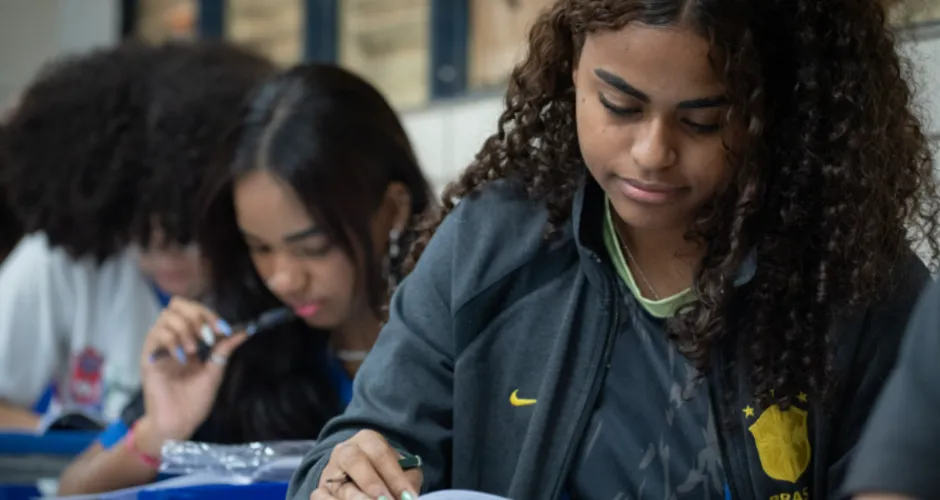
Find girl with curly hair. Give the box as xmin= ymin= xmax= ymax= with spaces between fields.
xmin=0 ymin=93 xmax=22 ymax=263
xmin=56 ymin=63 xmax=434 ymax=496
xmin=0 ymin=130 xmax=21 ymax=264
xmin=0 ymin=186 xmax=19 ymax=263
xmin=0 ymin=41 xmax=272 ymax=430
xmin=287 ymin=0 xmax=939 ymax=499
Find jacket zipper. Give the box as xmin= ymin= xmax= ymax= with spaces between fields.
xmin=707 ymin=343 xmax=746 ymax=500
xmin=547 ymin=270 xmax=620 ymax=500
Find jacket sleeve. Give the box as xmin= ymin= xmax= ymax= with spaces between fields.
xmin=286 ymin=207 xmax=459 ymax=499
xmin=839 ymin=277 xmax=940 ymax=498
xmin=825 ymin=255 xmax=932 ymax=496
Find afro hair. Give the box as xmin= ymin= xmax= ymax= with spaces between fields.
xmin=2 ymin=40 xmax=273 ymax=261
xmin=0 ymin=126 xmax=22 ymax=261
xmin=132 ymin=41 xmax=275 ymax=250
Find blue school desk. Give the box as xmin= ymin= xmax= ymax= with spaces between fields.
xmin=0 ymin=431 xmax=290 ymax=500
xmin=137 ymin=482 xmax=289 ymax=500
xmin=0 ymin=430 xmax=98 ymax=500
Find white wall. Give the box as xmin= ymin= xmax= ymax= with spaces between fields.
xmin=0 ymin=0 xmax=119 ymax=108
xmin=401 ymin=94 xmax=505 ymax=194
xmin=904 ymin=26 xmax=940 ymax=140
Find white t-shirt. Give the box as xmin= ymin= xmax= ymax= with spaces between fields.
xmin=0 ymin=233 xmax=161 ymax=420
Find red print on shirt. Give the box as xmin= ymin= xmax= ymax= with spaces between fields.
xmin=68 ymin=347 xmax=105 ymax=408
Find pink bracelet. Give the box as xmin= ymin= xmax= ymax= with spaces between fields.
xmin=126 ymin=423 xmax=161 ymax=469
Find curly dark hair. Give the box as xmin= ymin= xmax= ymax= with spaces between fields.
xmin=131 ymin=41 xmax=274 ymax=250
xmin=0 ymin=127 xmax=22 ymax=261
xmin=411 ymin=0 xmax=940 ymax=409
xmin=1 ymin=41 xmax=272 ymax=261
xmin=2 ymin=42 xmax=155 ymax=260
xmin=0 ymin=192 xmax=20 ymax=262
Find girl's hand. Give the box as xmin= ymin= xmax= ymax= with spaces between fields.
xmin=136 ymin=297 xmax=247 ymax=454
xmin=310 ymin=430 xmax=422 ymax=500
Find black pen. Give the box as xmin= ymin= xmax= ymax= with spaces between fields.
xmin=397 ymin=450 xmax=423 ymax=471
xmin=324 ymin=451 xmax=424 ymax=488
xmin=149 ymin=306 xmax=295 ymax=362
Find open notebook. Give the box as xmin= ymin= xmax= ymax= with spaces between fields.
xmin=418 ymin=492 xmax=507 ymax=499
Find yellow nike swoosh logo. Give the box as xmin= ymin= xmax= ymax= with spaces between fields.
xmin=509 ymin=389 xmax=537 ymax=407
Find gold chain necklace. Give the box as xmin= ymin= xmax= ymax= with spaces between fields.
xmin=613 ymin=225 xmax=662 ymax=301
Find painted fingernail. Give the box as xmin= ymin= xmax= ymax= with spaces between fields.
xmin=148 ymin=353 xmax=157 ymax=364
xmin=175 ymin=346 xmax=187 ymax=364
xmin=200 ymin=324 xmax=216 ymax=346
xmin=215 ymin=319 xmax=233 ymax=336
xmin=378 ymin=497 xmax=390 ymax=500
xmin=401 ymin=493 xmax=417 ymax=500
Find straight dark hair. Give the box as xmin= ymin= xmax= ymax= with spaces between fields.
xmin=194 ymin=63 xmax=433 ymax=442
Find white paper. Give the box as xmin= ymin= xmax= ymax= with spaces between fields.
xmin=420 ymin=491 xmax=509 ymax=500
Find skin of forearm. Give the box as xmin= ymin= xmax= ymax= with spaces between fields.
xmin=0 ymin=401 xmax=40 ymax=430
xmin=57 ymin=417 xmax=165 ymax=495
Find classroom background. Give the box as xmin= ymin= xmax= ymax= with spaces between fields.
xmin=1 ymin=1 xmax=940 ymax=499
xmin=2 ymin=0 xmax=938 ymax=196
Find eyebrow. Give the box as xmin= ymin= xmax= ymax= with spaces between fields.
xmin=593 ymin=68 xmax=727 ymax=109
xmin=283 ymin=226 xmax=323 ymax=243
xmin=241 ymin=226 xmax=323 ymax=244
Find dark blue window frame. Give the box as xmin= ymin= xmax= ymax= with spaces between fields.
xmin=197 ymin=0 xmax=225 ymax=39
xmin=119 ymin=0 xmax=137 ymax=38
xmin=429 ymin=0 xmax=470 ymax=100
xmin=304 ymin=0 xmax=338 ymax=62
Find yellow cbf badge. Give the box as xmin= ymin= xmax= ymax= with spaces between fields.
xmin=748 ymin=405 xmax=811 ymax=483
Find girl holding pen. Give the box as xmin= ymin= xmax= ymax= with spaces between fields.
xmin=58 ymin=63 xmax=434 ymax=496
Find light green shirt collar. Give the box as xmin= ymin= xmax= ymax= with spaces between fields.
xmin=602 ymin=200 xmax=696 ymax=319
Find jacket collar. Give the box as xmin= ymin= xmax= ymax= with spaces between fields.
xmin=570 ymin=173 xmax=757 ymax=291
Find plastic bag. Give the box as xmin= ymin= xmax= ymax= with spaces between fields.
xmin=159 ymin=440 xmax=316 ymax=482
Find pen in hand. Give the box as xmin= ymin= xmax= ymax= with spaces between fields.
xmin=148 ymin=306 xmax=295 ymax=363
xmin=324 ymin=452 xmax=423 ymax=488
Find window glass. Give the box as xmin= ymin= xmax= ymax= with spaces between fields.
xmin=339 ymin=0 xmax=431 ymax=109
xmin=890 ymin=0 xmax=940 ymax=24
xmin=134 ymin=0 xmax=198 ymax=43
xmin=468 ymin=0 xmax=554 ymax=90
xmin=226 ymin=0 xmax=303 ymax=67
